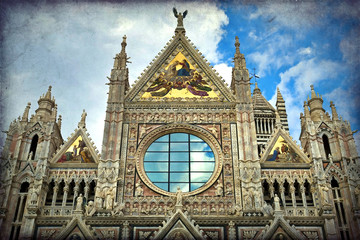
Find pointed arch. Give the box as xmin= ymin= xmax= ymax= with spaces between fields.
xmin=322 ymin=134 xmax=331 ymax=159
xmin=29 ymin=134 xmax=39 ymax=160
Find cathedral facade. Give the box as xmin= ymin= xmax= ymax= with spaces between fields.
xmin=1 ymin=12 xmax=360 ymax=240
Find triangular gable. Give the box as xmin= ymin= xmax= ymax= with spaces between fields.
xmin=55 ymin=216 xmax=95 ymax=240
xmin=316 ymin=121 xmax=334 ymax=135
xmin=126 ymin=33 xmax=235 ymax=103
xmin=324 ymin=162 xmax=345 ymax=181
xmin=51 ymin=127 xmax=99 ymax=164
xmin=261 ymin=214 xmax=306 ymax=240
xmin=152 ymin=209 xmax=207 ymax=240
xmin=261 ymin=128 xmax=310 ymax=164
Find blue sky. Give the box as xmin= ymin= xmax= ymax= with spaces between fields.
xmin=1 ymin=1 xmax=359 ymax=153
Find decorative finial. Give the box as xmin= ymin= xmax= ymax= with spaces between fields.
xmin=44 ymin=85 xmax=52 ymax=99
xmin=310 ymin=85 xmax=317 ymax=99
xmin=21 ymin=102 xmax=31 ymax=122
xmin=233 ymin=36 xmax=247 ymax=69
xmin=113 ymin=35 xmax=131 ymax=70
xmin=235 ymin=36 xmax=240 ymax=53
xmin=330 ymin=101 xmax=339 ymax=121
xmin=173 ymin=8 xmax=187 ymax=34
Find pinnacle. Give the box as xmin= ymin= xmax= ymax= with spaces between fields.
xmin=276 ymin=87 xmax=284 ymax=102
xmin=235 ymin=36 xmax=240 ymax=52
xmin=45 ymin=85 xmax=52 ymax=99
xmin=310 ymin=85 xmax=317 ymax=99
xmin=253 ymin=82 xmax=261 ymax=94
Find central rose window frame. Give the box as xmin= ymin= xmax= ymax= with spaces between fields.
xmin=135 ymin=124 xmax=223 ymax=197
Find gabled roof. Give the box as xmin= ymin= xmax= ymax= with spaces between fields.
xmin=252 ymin=83 xmax=275 ymax=113
xmin=260 ymin=127 xmax=310 ymax=164
xmin=54 ymin=216 xmax=95 ymax=240
xmin=125 ymin=25 xmax=235 ymax=103
xmin=50 ymin=126 xmax=100 ymax=165
xmin=260 ymin=213 xmax=306 ymax=240
xmin=152 ymin=209 xmax=207 ymax=240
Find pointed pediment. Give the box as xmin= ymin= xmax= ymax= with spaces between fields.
xmin=152 ymin=209 xmax=206 ymax=240
xmin=55 ymin=216 xmax=95 ymax=240
xmin=126 ymin=33 xmax=235 ymax=103
xmin=50 ymin=127 xmax=99 ymax=165
xmin=261 ymin=215 xmax=306 ymax=240
xmin=260 ymin=128 xmax=310 ymax=164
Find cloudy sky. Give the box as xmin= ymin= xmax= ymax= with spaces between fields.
xmin=1 ymin=1 xmax=360 ymax=153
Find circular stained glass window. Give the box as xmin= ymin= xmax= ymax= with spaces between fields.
xmin=144 ymin=133 xmax=215 ymax=193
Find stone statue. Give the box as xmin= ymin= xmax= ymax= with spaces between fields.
xmin=105 ymin=187 xmax=115 ymax=210
xmin=176 ymin=187 xmax=183 ymax=206
xmin=135 ymin=181 xmax=144 ymax=197
xmin=274 ymin=194 xmax=281 ymax=211
xmin=262 ymin=201 xmax=274 ymax=216
xmin=30 ymin=186 xmax=39 ymax=205
xmin=254 ymin=190 xmax=262 ymax=209
xmin=85 ymin=201 xmax=96 ymax=216
xmin=173 ymin=8 xmax=188 ymax=28
xmin=320 ymin=184 xmax=330 ymax=205
xmin=111 ymin=202 xmax=125 ymax=216
xmin=95 ymin=187 xmax=104 ymax=209
xmin=215 ymin=180 xmax=223 ymax=196
xmin=76 ymin=194 xmax=83 ymax=211
xmin=78 ymin=109 xmax=87 ymax=128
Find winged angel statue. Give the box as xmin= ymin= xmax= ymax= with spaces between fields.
xmin=173 ymin=8 xmax=188 ymax=27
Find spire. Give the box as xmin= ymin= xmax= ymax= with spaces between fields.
xmin=44 ymin=86 xmax=52 ymax=99
xmin=233 ymin=36 xmax=246 ymax=69
xmin=173 ymin=8 xmax=187 ymax=34
xmin=310 ymin=85 xmax=317 ymax=99
xmin=113 ymin=35 xmax=129 ymax=70
xmin=276 ymin=87 xmax=284 ymax=102
xmin=276 ymin=87 xmax=289 ymax=132
xmin=253 ymin=82 xmax=261 ymax=95
xmin=303 ymin=101 xmax=310 ymax=119
xmin=330 ymin=101 xmax=339 ymax=121
xmin=21 ymin=102 xmax=31 ymax=122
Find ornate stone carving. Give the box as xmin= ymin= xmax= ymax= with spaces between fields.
xmin=215 ymin=180 xmax=223 ymax=196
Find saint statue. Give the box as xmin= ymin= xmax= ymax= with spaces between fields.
xmin=176 ymin=186 xmax=183 ymax=206
xmin=173 ymin=8 xmax=188 ymax=28
xmin=78 ymin=109 xmax=87 ymax=128
xmin=76 ymin=194 xmax=83 ymax=211
xmin=274 ymin=194 xmax=281 ymax=211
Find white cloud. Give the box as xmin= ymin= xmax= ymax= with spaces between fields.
xmin=297 ymin=47 xmax=312 ymax=56
xmin=248 ymin=31 xmax=258 ymax=41
xmin=214 ymin=63 xmax=232 ymax=85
